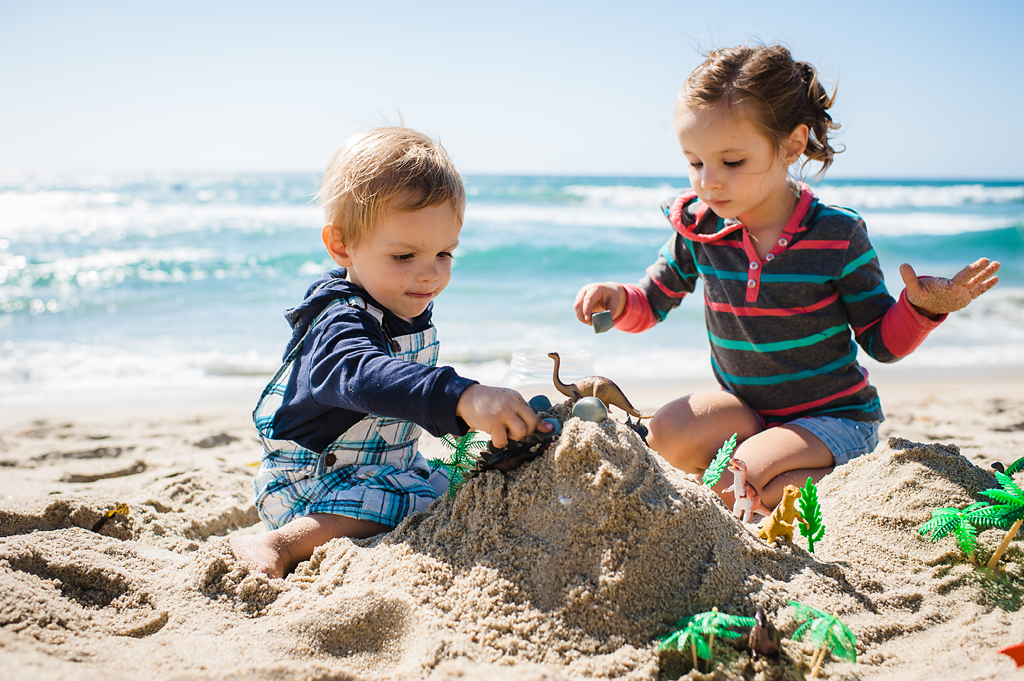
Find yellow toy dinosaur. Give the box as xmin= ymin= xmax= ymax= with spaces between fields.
xmin=758 ymin=484 xmax=810 ymax=543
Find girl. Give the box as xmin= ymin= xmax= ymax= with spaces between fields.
xmin=574 ymin=44 xmax=1000 ymax=509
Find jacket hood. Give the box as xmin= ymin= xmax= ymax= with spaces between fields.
xmin=281 ymin=268 xmax=363 ymax=357
xmin=667 ymin=192 xmax=745 ymax=243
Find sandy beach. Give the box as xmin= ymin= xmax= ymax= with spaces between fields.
xmin=3 ymin=365 xmax=1024 ymax=681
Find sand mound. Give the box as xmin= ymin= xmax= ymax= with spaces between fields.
xmin=2 ymin=415 xmax=1023 ymax=680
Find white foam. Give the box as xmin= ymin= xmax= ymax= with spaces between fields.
xmin=816 ymin=183 xmax=1024 ymax=209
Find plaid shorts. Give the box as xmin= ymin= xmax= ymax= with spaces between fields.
xmin=254 ymin=452 xmax=450 ymax=530
xmin=252 ymin=293 xmax=449 ymax=531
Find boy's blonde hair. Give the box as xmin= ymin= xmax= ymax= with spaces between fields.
xmin=317 ymin=127 xmax=466 ymax=245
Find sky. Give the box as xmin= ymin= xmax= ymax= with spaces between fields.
xmin=1 ymin=0 xmax=1022 ymax=179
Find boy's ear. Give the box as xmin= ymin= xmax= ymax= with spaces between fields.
xmin=322 ymin=224 xmax=353 ymax=267
xmin=784 ymin=124 xmax=810 ymax=162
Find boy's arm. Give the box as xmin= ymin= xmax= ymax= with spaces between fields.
xmin=307 ymin=309 xmax=476 ymax=437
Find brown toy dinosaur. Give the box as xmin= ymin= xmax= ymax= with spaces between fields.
xmin=758 ymin=484 xmax=810 ymax=543
xmin=548 ymin=352 xmax=652 ymax=419
xmin=724 ymin=458 xmax=773 ymax=524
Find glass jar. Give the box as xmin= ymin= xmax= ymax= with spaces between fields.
xmin=500 ymin=348 xmax=594 ymax=405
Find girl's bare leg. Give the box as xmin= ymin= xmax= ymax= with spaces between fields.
xmin=647 ymin=392 xmax=834 ymax=509
xmin=729 ymin=424 xmax=834 ymax=508
xmin=646 ymin=391 xmax=763 ymax=475
xmin=231 ymin=513 xmax=389 ymax=579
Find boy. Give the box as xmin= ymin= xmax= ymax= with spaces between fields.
xmin=232 ymin=127 xmax=546 ymax=578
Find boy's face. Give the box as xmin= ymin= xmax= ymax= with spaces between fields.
xmin=323 ymin=201 xmax=461 ymax=322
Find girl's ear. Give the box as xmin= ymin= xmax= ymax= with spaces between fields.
xmin=322 ymin=224 xmax=353 ymax=266
xmin=784 ymin=124 xmax=810 ymax=163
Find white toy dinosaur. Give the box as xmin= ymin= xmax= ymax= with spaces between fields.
xmin=723 ymin=458 xmax=772 ymax=524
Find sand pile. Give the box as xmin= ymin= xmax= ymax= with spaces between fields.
xmin=2 ymin=409 xmax=1023 ymax=681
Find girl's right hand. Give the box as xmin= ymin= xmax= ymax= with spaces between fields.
xmin=574 ymin=282 xmax=626 ymax=325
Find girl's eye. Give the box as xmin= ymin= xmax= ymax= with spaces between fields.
xmin=725 ymin=160 xmax=745 ymax=168
xmin=688 ymin=161 xmax=703 ymax=169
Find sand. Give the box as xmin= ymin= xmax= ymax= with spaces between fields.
xmin=2 ymin=369 xmax=1024 ymax=681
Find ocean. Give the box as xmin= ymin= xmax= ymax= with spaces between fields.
xmin=2 ymin=173 xmax=1022 ymax=406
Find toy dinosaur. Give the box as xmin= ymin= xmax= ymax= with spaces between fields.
xmin=747 ymin=607 xmax=781 ymax=660
xmin=758 ymin=485 xmax=810 ymax=543
xmin=724 ymin=458 xmax=772 ymax=524
xmin=548 ymin=352 xmax=652 ymax=419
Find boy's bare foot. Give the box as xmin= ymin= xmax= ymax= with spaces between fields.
xmin=230 ymin=534 xmax=288 ymax=579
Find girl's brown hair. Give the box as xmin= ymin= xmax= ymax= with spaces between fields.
xmin=680 ymin=44 xmax=840 ymax=175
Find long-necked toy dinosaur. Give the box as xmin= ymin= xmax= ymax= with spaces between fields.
xmin=548 ymin=352 xmax=652 ymax=419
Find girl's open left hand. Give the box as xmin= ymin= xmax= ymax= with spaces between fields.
xmin=900 ymin=258 xmax=1000 ymax=318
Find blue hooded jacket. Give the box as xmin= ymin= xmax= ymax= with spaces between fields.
xmin=269 ymin=268 xmax=476 ymax=453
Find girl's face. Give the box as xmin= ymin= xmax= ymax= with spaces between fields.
xmin=674 ymin=102 xmax=807 ymax=231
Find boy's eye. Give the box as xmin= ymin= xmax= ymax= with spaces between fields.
xmin=438 ymin=251 xmax=454 ymax=260
xmin=724 ymin=160 xmax=745 ymax=168
xmin=393 ymin=254 xmax=415 ymax=262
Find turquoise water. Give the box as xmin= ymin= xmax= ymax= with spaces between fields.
xmin=1 ymin=173 xmax=1022 ymax=400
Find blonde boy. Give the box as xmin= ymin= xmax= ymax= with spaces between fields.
xmin=232 ymin=127 xmax=545 ymax=578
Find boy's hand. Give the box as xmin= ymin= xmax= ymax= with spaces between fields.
xmin=574 ymin=282 xmax=626 ymax=326
xmin=456 ymin=385 xmax=551 ymax=448
xmin=900 ymin=258 xmax=1000 ymax=319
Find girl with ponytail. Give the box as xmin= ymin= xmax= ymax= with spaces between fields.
xmin=574 ymin=44 xmax=1000 ymax=510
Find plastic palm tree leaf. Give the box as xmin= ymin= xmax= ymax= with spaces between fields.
xmin=980 ymin=489 xmax=1024 ymax=510
xmin=996 ymin=470 xmax=1024 ymax=496
xmin=659 ymin=623 xmax=711 ymax=659
xmin=952 ymin=521 xmax=979 ymax=556
xmin=966 ymin=503 xmax=1013 ymax=529
xmin=918 ymin=508 xmax=961 ymax=539
xmin=702 ymin=433 xmax=737 ymax=487
xmin=1005 ymin=456 xmax=1024 ymax=477
xmin=797 ymin=477 xmax=825 ymax=551
xmin=691 ymin=608 xmax=755 ymax=635
xmin=790 ymin=600 xmax=831 ymax=622
xmin=658 ymin=628 xmax=684 ymax=651
xmin=825 ymin=619 xmax=858 ymax=663
xmin=430 ymin=432 xmax=489 ymax=498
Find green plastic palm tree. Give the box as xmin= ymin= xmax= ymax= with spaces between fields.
xmin=659 ymin=607 xmax=753 ymax=672
xmin=789 ymin=601 xmax=856 ymax=678
xmin=428 ymin=432 xmax=488 ymax=498
xmin=918 ymin=501 xmax=989 ymax=565
xmin=975 ymin=470 xmax=1024 ymax=569
xmin=703 ymin=433 xmax=737 ymax=487
xmin=797 ymin=476 xmax=825 ymax=553
xmin=692 ymin=607 xmax=755 ymax=670
xmin=658 ymin=617 xmax=711 ymax=671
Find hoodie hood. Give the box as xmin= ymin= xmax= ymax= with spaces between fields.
xmin=667 ymin=191 xmax=746 ymax=243
xmin=280 ymin=268 xmax=433 ymax=359
xmin=667 ymin=185 xmax=815 ymax=244
xmin=280 ymin=268 xmax=360 ymax=357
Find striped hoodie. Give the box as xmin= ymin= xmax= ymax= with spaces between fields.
xmin=614 ymin=185 xmax=945 ymax=426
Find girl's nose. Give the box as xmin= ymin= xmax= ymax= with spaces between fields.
xmin=701 ymin=167 xmax=724 ymax=191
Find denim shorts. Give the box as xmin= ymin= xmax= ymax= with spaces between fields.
xmin=789 ymin=416 xmax=881 ymax=466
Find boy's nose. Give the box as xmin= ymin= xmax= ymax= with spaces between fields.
xmin=418 ymin=263 xmax=440 ymax=282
